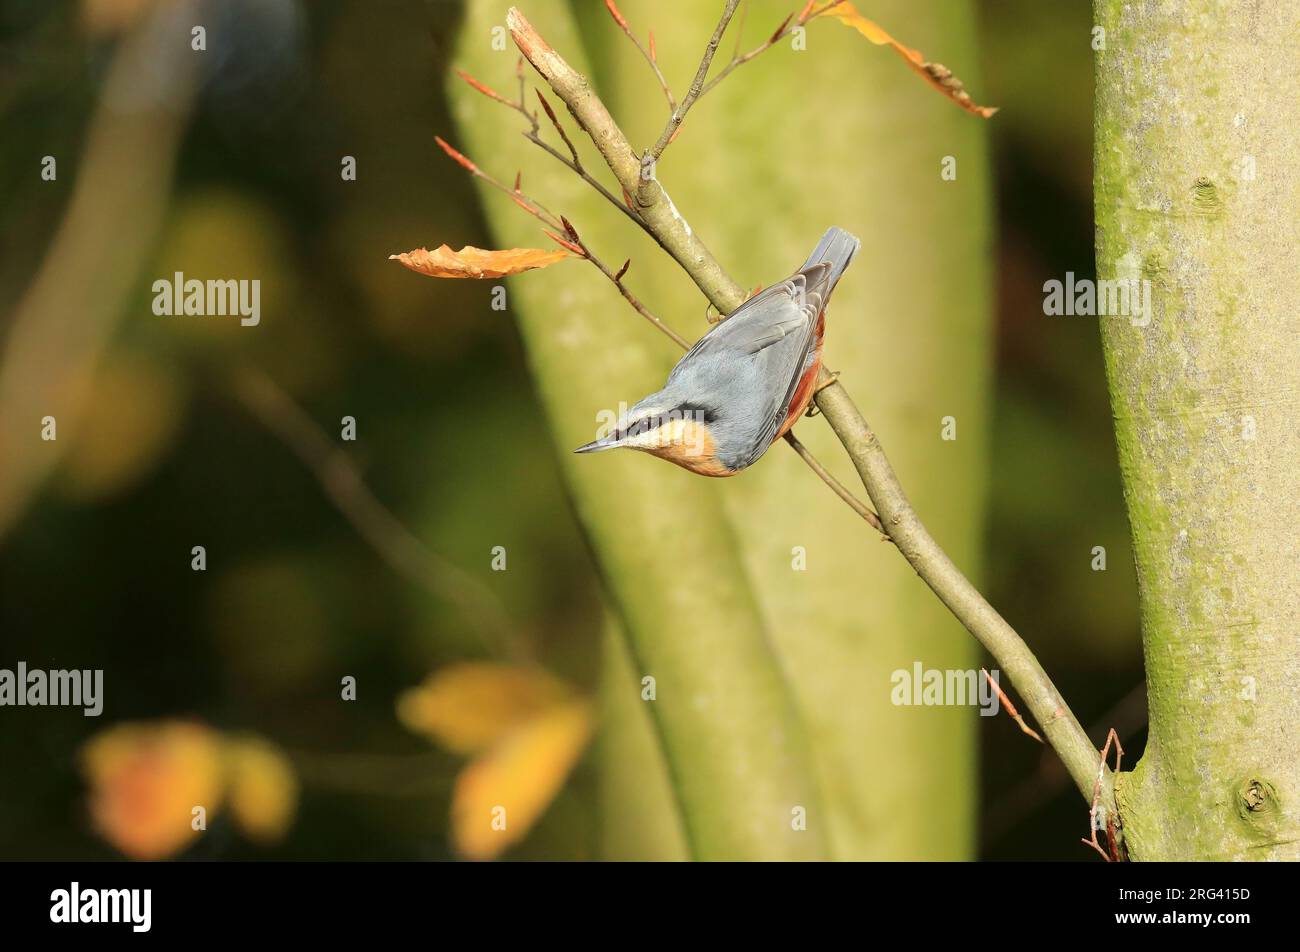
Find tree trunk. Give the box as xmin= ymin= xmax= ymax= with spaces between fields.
xmin=454 ymin=0 xmax=824 ymax=861
xmin=454 ymin=0 xmax=993 ymax=859
xmin=595 ymin=0 xmax=994 ymax=860
xmin=1095 ymin=0 xmax=1300 ymax=860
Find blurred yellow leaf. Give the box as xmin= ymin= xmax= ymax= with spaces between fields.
xmin=397 ymin=663 xmax=571 ymax=755
xmin=224 ymin=735 xmax=299 ymax=843
xmin=81 ymin=721 xmax=224 ymax=861
xmin=389 ymin=245 xmax=569 ymax=279
xmin=57 ymin=352 xmax=185 ymax=502
xmin=451 ymin=698 xmax=594 ymax=861
xmin=820 ymin=2 xmax=998 ymax=118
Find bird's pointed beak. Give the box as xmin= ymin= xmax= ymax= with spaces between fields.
xmin=573 ymin=433 xmax=623 ymax=454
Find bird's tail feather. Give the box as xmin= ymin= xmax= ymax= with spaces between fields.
xmin=800 ymin=226 xmax=860 ymax=297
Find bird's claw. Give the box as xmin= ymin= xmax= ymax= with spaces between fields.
xmin=805 ymin=371 xmax=841 ymax=416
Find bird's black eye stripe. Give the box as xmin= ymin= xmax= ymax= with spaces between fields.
xmin=674 ymin=403 xmax=717 ymax=425
xmin=617 ymin=406 xmax=713 ymax=441
xmin=617 ymin=417 xmax=653 ymax=440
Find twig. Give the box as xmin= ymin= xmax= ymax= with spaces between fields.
xmin=435 ymin=135 xmax=563 ymax=231
xmin=982 ymin=668 xmax=1043 ymax=743
xmin=452 ymin=66 xmax=649 ymax=236
xmin=983 ymin=680 xmax=1145 ymax=847
xmin=579 ymin=245 xmax=692 ymax=350
xmin=522 ymin=102 xmax=650 ymax=234
xmin=453 ymin=68 xmax=536 ymax=132
xmin=603 ymin=0 xmax=676 ymax=111
xmin=534 ymin=89 xmax=581 ymax=168
xmin=731 ymin=0 xmax=750 ymax=60
xmin=229 ymin=367 xmax=517 ymax=660
xmin=648 ymin=0 xmax=742 ymax=161
xmin=784 ymin=432 xmax=885 ymax=534
xmin=1082 ymin=728 xmax=1125 ymax=861
xmin=506 ymin=4 xmax=1113 ymax=822
xmin=697 ymin=1 xmax=842 ymax=103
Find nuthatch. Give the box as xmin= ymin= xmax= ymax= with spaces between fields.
xmin=574 ymin=227 xmax=860 ymax=476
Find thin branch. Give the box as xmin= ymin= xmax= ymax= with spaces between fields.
xmin=435 ymin=135 xmax=563 ymax=230
xmin=229 ymin=367 xmax=517 ymax=660
xmin=452 ymin=65 xmax=650 ymax=237
xmin=731 ymin=0 xmax=750 ymax=60
xmin=648 ymin=0 xmax=742 ymax=161
xmin=506 ymin=4 xmax=1113 ymax=822
xmin=523 ymin=107 xmax=648 ymax=234
xmin=982 ymin=680 xmax=1146 ymax=849
xmin=508 ymin=6 xmax=746 ymax=309
xmin=783 ymin=432 xmax=885 ymax=534
xmin=603 ymin=0 xmax=676 ymax=112
xmin=697 ymin=1 xmax=840 ymax=103
xmin=579 ymin=245 xmax=692 ymax=350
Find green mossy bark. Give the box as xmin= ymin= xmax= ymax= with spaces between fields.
xmin=1095 ymin=0 xmax=1300 ymax=860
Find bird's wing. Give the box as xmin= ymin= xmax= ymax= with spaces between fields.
xmin=674 ymin=269 xmax=829 ymax=467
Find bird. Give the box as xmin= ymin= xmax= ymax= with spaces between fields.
xmin=573 ymin=226 xmax=860 ymax=476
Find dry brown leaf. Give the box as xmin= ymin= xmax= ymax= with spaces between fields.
xmin=820 ymin=2 xmax=998 ymax=119
xmin=389 ymin=244 xmax=569 ymax=279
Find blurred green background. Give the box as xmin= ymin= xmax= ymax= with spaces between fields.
xmin=0 ymin=0 xmax=1140 ymax=860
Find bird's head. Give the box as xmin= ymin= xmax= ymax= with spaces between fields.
xmin=573 ymin=390 xmax=732 ymax=476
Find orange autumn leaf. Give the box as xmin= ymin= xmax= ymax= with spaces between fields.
xmin=451 ymin=698 xmax=594 ymax=861
xmin=819 ymin=2 xmax=997 ymax=119
xmin=397 ymin=663 xmax=572 ymax=755
xmin=389 ymin=244 xmax=569 ymax=280
xmin=81 ymin=721 xmax=225 ymax=860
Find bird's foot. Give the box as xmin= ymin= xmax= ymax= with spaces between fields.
xmin=805 ymin=371 xmax=840 ymax=416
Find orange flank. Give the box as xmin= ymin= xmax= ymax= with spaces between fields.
xmin=776 ymin=309 xmax=827 ymax=440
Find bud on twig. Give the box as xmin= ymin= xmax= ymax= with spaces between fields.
xmin=434 ymin=135 xmax=477 ymax=174
xmin=603 ymin=0 xmax=630 ymax=32
xmin=543 ymin=229 xmax=586 ymax=257
xmin=535 ymin=89 xmax=560 ymax=125
xmin=768 ymin=13 xmax=794 ymax=44
xmin=454 ymin=68 xmax=510 ymax=105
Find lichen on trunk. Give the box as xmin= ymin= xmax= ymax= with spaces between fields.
xmin=1094 ymin=0 xmax=1300 ymax=860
